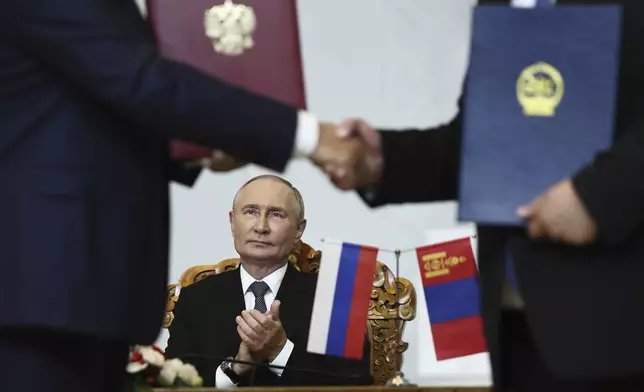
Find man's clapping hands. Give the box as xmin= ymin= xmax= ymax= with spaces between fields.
xmin=235 ymin=301 xmax=288 ymax=365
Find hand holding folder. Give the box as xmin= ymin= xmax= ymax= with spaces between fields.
xmin=517 ymin=178 xmax=598 ymax=245
xmin=458 ymin=5 xmax=622 ymax=226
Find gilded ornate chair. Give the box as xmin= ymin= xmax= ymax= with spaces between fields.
xmin=164 ymin=240 xmax=416 ymax=385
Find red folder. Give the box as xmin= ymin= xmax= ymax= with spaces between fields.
xmin=146 ymin=0 xmax=307 ymax=160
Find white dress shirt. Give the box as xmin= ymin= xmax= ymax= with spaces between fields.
xmin=215 ymin=262 xmax=295 ymax=388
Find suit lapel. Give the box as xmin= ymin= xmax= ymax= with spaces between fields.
xmin=274 ymin=265 xmax=310 ymax=340
xmin=274 ymin=264 xmax=307 ymax=302
xmin=221 ymin=267 xmax=246 ymax=311
xmin=213 ymin=268 xmax=246 ymax=355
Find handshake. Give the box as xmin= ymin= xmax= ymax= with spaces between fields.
xmin=202 ymin=119 xmax=384 ymax=191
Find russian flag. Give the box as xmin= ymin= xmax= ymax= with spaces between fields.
xmin=307 ymin=241 xmax=378 ymax=360
xmin=417 ymin=237 xmax=487 ymax=361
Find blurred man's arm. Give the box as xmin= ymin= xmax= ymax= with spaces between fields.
xmin=571 ymin=122 xmax=644 ymax=245
xmin=517 ymin=121 xmax=644 ymax=246
xmin=362 ymin=117 xmax=462 ymax=207
xmin=168 ymin=164 xmax=203 ymax=188
xmin=3 ymin=0 xmax=344 ymax=173
xmin=168 ymin=110 xmax=320 ymax=187
xmin=333 ymin=93 xmax=465 ymax=207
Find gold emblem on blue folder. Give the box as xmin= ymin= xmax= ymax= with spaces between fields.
xmin=516 ymin=62 xmax=564 ymax=117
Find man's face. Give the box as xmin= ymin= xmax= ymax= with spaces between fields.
xmin=230 ymin=178 xmax=305 ymax=264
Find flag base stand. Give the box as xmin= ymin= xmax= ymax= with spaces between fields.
xmin=385 ymin=371 xmax=417 ymax=387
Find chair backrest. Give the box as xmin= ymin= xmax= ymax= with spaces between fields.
xmin=164 ymin=240 xmax=416 ymax=385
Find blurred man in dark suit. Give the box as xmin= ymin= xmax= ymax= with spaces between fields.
xmin=166 ymin=175 xmax=371 ymax=387
xmin=0 ymin=1 xmax=367 ymax=392
xmin=325 ymin=0 xmax=644 ymax=391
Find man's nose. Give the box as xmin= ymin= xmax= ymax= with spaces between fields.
xmin=253 ymin=215 xmax=270 ymax=233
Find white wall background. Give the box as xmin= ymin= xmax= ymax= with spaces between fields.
xmin=137 ymin=0 xmax=491 ymax=386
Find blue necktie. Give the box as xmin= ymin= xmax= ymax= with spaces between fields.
xmin=536 ymin=0 xmax=552 ymax=7
xmin=249 ymin=281 xmax=270 ymax=313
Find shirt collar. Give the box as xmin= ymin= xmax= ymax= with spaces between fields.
xmin=240 ymin=262 xmax=288 ymax=296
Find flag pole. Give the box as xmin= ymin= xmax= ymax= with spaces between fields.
xmin=394 ymin=249 xmax=401 ymax=282
xmin=320 ymin=238 xmax=416 ymax=254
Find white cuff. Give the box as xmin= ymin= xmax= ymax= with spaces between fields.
xmin=511 ymin=0 xmax=549 ymax=7
xmin=268 ymin=339 xmax=294 ymax=376
xmin=215 ymin=364 xmax=237 ymax=388
xmin=293 ymin=111 xmax=319 ymax=158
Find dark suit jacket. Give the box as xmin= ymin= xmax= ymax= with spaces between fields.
xmin=165 ymin=265 xmax=372 ymax=387
xmin=361 ymin=0 xmax=644 ymax=389
xmin=0 ymin=0 xmax=298 ymax=343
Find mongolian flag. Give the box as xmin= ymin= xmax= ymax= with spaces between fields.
xmin=417 ymin=237 xmax=487 ymax=360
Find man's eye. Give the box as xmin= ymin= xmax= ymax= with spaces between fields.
xmin=244 ymin=209 xmax=258 ymax=215
xmin=270 ymin=211 xmax=283 ymax=218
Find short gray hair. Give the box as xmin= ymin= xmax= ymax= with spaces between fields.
xmin=232 ymin=174 xmax=305 ymax=222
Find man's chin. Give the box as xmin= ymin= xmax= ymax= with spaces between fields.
xmin=240 ymin=248 xmax=278 ymax=261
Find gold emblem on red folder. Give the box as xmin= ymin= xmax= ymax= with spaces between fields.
xmin=516 ymin=62 xmax=564 ymax=117
xmin=204 ymin=0 xmax=257 ymax=56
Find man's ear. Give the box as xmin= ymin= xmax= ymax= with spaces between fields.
xmin=295 ymin=219 xmax=307 ymax=240
xmin=229 ymin=211 xmax=235 ymax=236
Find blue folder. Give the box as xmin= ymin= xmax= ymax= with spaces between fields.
xmin=458 ymin=6 xmax=622 ymax=226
